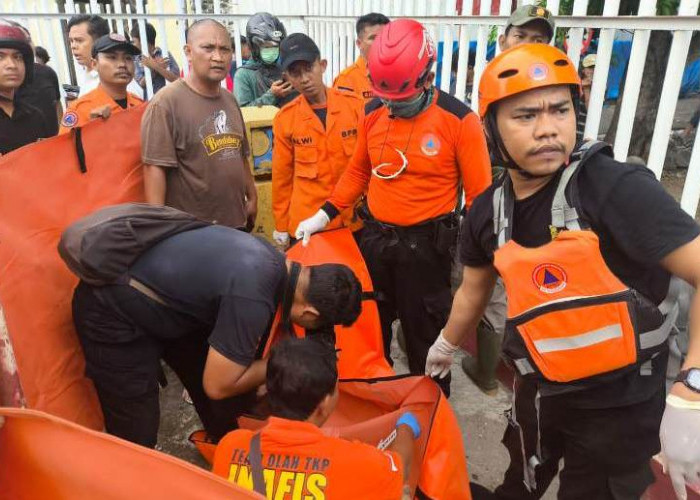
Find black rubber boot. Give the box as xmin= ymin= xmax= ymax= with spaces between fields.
xmin=461 ymin=321 xmax=500 ymax=395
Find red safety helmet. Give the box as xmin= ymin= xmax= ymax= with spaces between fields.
xmin=367 ymin=19 xmax=435 ymax=100
xmin=0 ymin=18 xmax=34 ymax=83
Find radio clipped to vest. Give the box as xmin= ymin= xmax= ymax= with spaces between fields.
xmin=492 ymin=142 xmax=679 ymax=387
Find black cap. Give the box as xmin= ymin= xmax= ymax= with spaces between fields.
xmin=91 ymin=33 xmax=141 ymax=58
xmin=279 ymin=33 xmax=320 ymax=71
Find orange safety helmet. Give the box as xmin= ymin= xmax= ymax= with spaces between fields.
xmin=478 ymin=43 xmax=581 ymax=119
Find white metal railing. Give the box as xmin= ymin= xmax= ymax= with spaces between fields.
xmin=5 ymin=0 xmax=700 ymax=216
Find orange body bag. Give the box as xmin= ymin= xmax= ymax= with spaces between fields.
xmin=194 ymin=230 xmax=471 ymax=499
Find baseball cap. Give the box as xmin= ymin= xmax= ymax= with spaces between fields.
xmin=582 ymin=53 xmax=597 ymax=68
xmin=91 ymin=33 xmax=141 ymax=58
xmin=506 ymin=5 xmax=555 ymax=40
xmin=278 ymin=33 xmax=320 ymax=72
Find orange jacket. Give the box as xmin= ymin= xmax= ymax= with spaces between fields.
xmin=326 ymin=89 xmax=491 ymax=226
xmin=213 ymin=417 xmax=404 ymax=500
xmin=59 ymin=85 xmax=143 ymax=134
xmin=333 ymin=57 xmax=375 ymax=103
xmin=272 ymin=88 xmax=364 ymax=235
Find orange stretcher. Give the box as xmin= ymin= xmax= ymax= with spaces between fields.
xmin=0 ymin=106 xmax=148 ymax=430
xmin=0 ymin=407 xmax=262 ymax=499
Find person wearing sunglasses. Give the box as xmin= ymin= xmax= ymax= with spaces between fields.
xmin=296 ymin=19 xmax=491 ymax=397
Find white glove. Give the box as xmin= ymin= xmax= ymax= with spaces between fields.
xmin=272 ymin=230 xmax=290 ymax=248
xmin=295 ymin=210 xmax=330 ymax=246
xmin=425 ymin=330 xmax=459 ymax=379
xmin=660 ymin=394 xmax=700 ymax=500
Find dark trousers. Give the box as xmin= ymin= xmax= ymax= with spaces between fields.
xmin=358 ymin=223 xmax=453 ymax=396
xmin=72 ymin=282 xmax=255 ymax=448
xmin=494 ymin=378 xmax=664 ymax=500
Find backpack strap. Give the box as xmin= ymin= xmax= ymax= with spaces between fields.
xmin=551 ymin=140 xmax=612 ymax=232
xmin=249 ymin=433 xmax=266 ymax=495
xmin=492 ymin=176 xmax=515 ymax=248
xmin=493 ymin=141 xmax=613 ymax=246
xmin=550 ymin=162 xmax=583 ymax=231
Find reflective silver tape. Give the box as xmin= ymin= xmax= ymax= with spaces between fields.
xmin=639 ymin=302 xmax=678 ymax=350
xmin=513 ymin=358 xmax=536 ymax=375
xmin=533 ymin=324 xmax=623 ymax=354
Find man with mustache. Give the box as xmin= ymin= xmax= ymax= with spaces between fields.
xmin=141 ymin=19 xmax=257 ymax=230
xmin=66 ymin=15 xmax=142 ymax=100
xmin=0 ymin=18 xmax=49 ymax=155
xmin=462 ymin=4 xmax=557 ymax=397
xmin=426 ymin=44 xmax=700 ymax=499
xmin=59 ymin=34 xmax=143 ymax=134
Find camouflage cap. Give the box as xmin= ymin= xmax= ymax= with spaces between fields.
xmin=506 ymin=5 xmax=555 ymax=40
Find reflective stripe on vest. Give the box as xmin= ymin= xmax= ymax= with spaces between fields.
xmin=533 ymin=324 xmax=623 ymax=354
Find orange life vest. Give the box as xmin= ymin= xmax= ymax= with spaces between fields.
xmin=492 ymin=143 xmax=678 ymax=386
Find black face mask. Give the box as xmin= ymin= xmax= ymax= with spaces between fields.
xmin=381 ymin=86 xmax=434 ymax=118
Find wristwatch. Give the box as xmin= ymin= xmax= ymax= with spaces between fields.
xmin=674 ymin=368 xmax=700 ymax=393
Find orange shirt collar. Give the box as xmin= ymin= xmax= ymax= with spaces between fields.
xmin=264 ymin=416 xmax=325 ymax=444
xmin=94 ymin=84 xmax=141 ymax=107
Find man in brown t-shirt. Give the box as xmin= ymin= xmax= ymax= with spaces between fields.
xmin=141 ymin=19 xmax=256 ymax=229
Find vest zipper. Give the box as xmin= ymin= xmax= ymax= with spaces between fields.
xmin=509 ymin=289 xmax=632 ymax=326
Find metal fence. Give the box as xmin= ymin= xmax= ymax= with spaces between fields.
xmin=5 ymin=0 xmax=700 ymax=216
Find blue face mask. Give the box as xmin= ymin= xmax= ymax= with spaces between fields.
xmin=260 ymin=47 xmax=279 ymax=64
xmin=381 ymin=86 xmax=434 ymax=118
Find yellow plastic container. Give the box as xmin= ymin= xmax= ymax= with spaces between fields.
xmin=241 ymin=105 xmax=279 ymax=242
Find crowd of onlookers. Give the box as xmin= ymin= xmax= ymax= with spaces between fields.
xmin=0 ymin=13 xmax=258 ymax=155
xmin=1 ymin=7 xmax=609 ymax=157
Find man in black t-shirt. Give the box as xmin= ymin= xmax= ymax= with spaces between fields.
xmin=17 ymin=62 xmax=62 ymax=136
xmin=72 ymin=225 xmax=362 ymax=448
xmin=426 ymin=44 xmax=700 ymax=498
xmin=13 ymin=24 xmax=62 ymax=137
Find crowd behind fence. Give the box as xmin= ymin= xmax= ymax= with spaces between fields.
xmin=5 ymin=0 xmax=700 ymax=216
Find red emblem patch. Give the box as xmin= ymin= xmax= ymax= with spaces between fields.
xmin=532 ymin=263 xmax=567 ymax=294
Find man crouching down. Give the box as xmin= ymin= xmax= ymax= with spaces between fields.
xmin=213 ymin=337 xmax=419 ymax=499
xmin=72 ymin=224 xmax=362 ymax=448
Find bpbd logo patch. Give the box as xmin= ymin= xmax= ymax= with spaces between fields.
xmin=61 ymin=110 xmax=79 ymax=128
xmin=528 ymin=63 xmax=549 ymax=81
xmin=420 ymin=133 xmax=440 ymax=157
xmin=532 ymin=263 xmax=567 ymax=294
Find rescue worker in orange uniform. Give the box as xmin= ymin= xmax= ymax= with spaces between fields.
xmin=426 ymin=44 xmax=700 ymax=499
xmin=296 ymin=19 xmax=492 ymax=396
xmin=333 ymin=13 xmax=389 ymax=103
xmin=213 ymin=337 xmax=419 ymax=499
xmin=271 ymin=33 xmax=364 ymax=249
xmin=59 ymin=33 xmax=142 ymax=134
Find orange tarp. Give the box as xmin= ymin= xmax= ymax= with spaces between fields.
xmin=0 ymin=106 xmax=147 ymax=429
xmin=0 ymin=407 xmax=262 ymax=500
xmin=195 ymin=231 xmax=470 ymax=499
xmin=203 ymin=376 xmax=471 ymax=499
xmin=265 ymin=229 xmax=393 ymax=379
